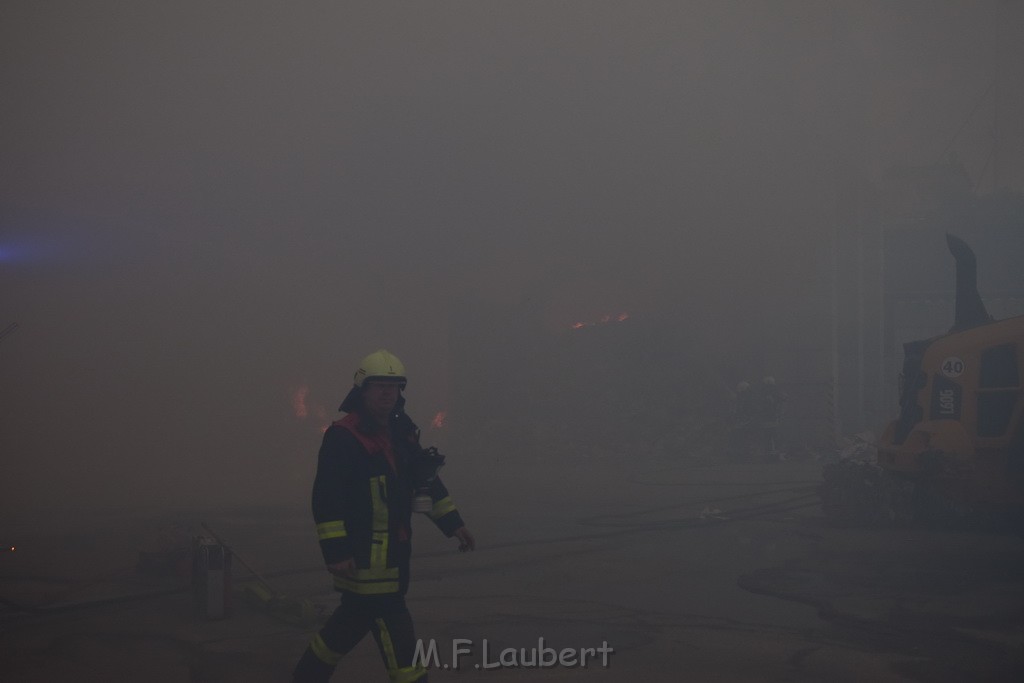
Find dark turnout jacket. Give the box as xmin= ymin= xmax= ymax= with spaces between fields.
xmin=312 ymin=410 xmax=464 ymax=595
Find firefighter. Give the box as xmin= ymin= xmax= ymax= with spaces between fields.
xmin=734 ymin=381 xmax=754 ymax=423
xmin=756 ymin=376 xmax=786 ymax=460
xmin=293 ymin=349 xmax=475 ymax=683
xmin=728 ymin=381 xmax=757 ymax=459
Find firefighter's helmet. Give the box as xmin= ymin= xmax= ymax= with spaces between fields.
xmin=353 ymin=349 xmax=407 ymax=389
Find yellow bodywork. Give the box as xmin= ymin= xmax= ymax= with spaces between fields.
xmin=877 ymin=314 xmax=1024 ymax=504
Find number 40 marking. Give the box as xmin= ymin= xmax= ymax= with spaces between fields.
xmin=941 ymin=357 xmax=965 ymax=378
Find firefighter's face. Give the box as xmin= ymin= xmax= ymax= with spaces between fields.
xmin=363 ymin=381 xmax=401 ymax=417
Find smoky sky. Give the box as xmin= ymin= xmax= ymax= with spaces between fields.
xmin=2 ymin=1 xmax=1023 ymax=515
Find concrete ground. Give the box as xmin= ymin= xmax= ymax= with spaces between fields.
xmin=3 ymin=457 xmax=1024 ymax=682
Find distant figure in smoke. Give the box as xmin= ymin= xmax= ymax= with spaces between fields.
xmin=293 ymin=350 xmax=475 ymax=683
xmin=731 ymin=376 xmax=787 ymax=460
xmin=755 ymin=376 xmax=786 ymax=460
xmin=730 ymin=381 xmax=757 ymax=459
xmin=758 ymin=376 xmax=785 ymax=422
xmin=734 ymin=381 xmax=754 ymax=423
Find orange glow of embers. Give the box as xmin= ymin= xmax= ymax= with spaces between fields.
xmin=431 ymin=411 xmax=447 ymax=429
xmin=291 ymin=386 xmax=310 ymax=419
xmin=292 ymin=385 xmax=332 ymax=434
xmin=569 ymin=312 xmax=630 ymax=330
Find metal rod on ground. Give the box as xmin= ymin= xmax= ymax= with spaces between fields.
xmin=201 ymin=522 xmax=318 ymax=627
xmin=200 ymin=522 xmax=274 ymax=593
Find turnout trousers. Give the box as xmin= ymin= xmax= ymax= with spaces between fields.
xmin=293 ymin=592 xmax=428 ymax=683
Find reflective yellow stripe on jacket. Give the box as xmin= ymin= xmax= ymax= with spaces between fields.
xmin=316 ymin=520 xmax=347 ymax=540
xmin=332 ymin=566 xmax=400 ymax=593
xmin=370 ymin=475 xmax=389 ymax=569
xmin=333 ymin=475 xmax=400 ymax=594
xmin=429 ymin=496 xmax=457 ymax=521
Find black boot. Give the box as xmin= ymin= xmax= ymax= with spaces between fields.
xmin=292 ymin=647 xmax=335 ymax=683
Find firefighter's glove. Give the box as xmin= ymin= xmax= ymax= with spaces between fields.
xmin=327 ymin=558 xmax=357 ymax=578
xmin=454 ymin=526 xmax=475 ymax=552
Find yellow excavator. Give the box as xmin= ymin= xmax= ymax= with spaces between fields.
xmin=820 ymin=234 xmax=1024 ymax=527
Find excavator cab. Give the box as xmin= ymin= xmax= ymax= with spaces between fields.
xmin=822 ymin=235 xmax=1024 ymax=526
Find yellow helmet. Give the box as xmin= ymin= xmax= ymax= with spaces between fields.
xmin=353 ymin=349 xmax=407 ymax=389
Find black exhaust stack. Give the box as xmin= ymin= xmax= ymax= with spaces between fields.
xmin=946 ymin=233 xmax=993 ymax=332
